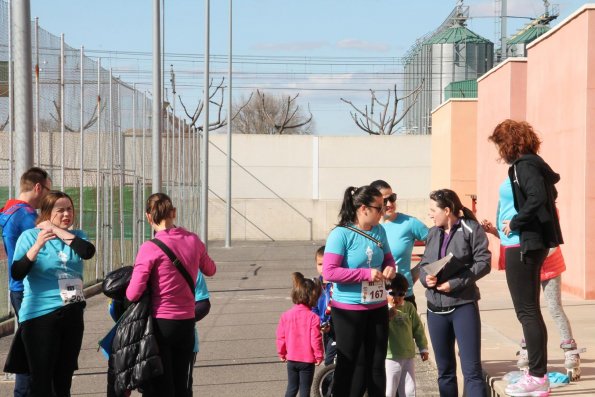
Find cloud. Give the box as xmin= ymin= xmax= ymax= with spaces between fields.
xmin=470 ymin=0 xmax=545 ymax=18
xmin=251 ymin=41 xmax=329 ymax=52
xmin=335 ymin=39 xmax=390 ymax=52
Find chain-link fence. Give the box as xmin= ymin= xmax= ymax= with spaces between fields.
xmin=0 ymin=1 xmax=201 ymax=320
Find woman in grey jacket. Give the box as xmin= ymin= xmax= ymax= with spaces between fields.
xmin=419 ymin=189 xmax=491 ymax=397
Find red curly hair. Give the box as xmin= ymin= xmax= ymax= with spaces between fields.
xmin=488 ymin=119 xmax=542 ymax=164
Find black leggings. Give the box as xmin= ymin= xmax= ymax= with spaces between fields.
xmin=143 ymin=318 xmax=195 ymax=397
xmin=20 ymin=302 xmax=85 ymax=397
xmin=331 ymin=305 xmax=388 ymax=397
xmin=505 ymin=247 xmax=549 ymax=377
xmin=285 ymin=361 xmax=315 ymax=397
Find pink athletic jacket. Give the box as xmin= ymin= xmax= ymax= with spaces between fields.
xmin=276 ymin=304 xmax=323 ymax=364
xmin=126 ymin=227 xmax=216 ymax=319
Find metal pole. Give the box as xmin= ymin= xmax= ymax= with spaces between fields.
xmin=152 ymin=0 xmax=162 ymax=193
xmin=60 ymin=33 xmax=65 ymax=190
xmin=35 ymin=17 xmax=39 ymax=166
xmin=109 ymin=69 xmax=114 ymax=271
xmin=225 ymin=0 xmax=233 ymax=247
xmin=13 ymin=0 xmax=34 ymax=186
xmin=132 ymin=84 xmax=137 ymax=254
xmin=8 ymin=0 xmax=13 ymax=199
xmin=195 ymin=126 xmax=200 ymax=232
xmin=79 ymin=46 xmax=85 ymax=229
xmin=95 ymin=58 xmax=101 ymax=281
xmin=142 ymin=92 xmax=147 ymax=241
xmin=200 ymin=0 xmax=210 ymax=245
xmin=501 ymin=0 xmax=508 ymax=60
xmin=165 ymin=88 xmax=169 ymax=195
xmin=180 ymin=110 xmax=184 ymax=225
xmin=117 ymin=80 xmax=124 ymax=266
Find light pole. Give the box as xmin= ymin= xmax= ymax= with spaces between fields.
xmin=152 ymin=0 xmax=162 ymax=193
xmin=200 ymin=0 xmax=210 ymax=246
xmin=225 ymin=0 xmax=233 ymax=248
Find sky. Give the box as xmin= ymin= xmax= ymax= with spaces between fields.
xmin=30 ymin=0 xmax=593 ymax=136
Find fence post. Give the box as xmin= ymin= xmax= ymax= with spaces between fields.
xmin=79 ymin=45 xmax=84 ymax=229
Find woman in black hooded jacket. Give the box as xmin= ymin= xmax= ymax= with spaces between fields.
xmin=489 ymin=119 xmax=563 ymax=395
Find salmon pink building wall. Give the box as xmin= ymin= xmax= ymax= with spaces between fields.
xmin=523 ymin=6 xmax=595 ymax=299
xmin=431 ymin=99 xmax=478 ymax=210
xmin=476 ymin=59 xmax=528 ymax=271
xmin=472 ymin=5 xmax=595 ymax=299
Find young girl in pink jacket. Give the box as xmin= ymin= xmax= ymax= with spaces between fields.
xmin=276 ymin=272 xmax=324 ymax=397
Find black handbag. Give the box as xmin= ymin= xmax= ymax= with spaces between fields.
xmin=102 ymin=265 xmax=134 ymax=300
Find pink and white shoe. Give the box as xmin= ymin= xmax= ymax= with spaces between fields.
xmin=505 ymin=373 xmax=550 ymax=396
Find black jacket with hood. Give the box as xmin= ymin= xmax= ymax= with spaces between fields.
xmin=508 ymin=153 xmax=564 ymax=253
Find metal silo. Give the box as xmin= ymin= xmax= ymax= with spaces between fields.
xmin=403 ymin=6 xmax=493 ymax=135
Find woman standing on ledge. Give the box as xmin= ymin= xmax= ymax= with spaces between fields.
xmin=488 ymin=119 xmax=563 ymax=396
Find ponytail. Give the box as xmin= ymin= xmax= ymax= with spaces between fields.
xmin=461 ymin=206 xmax=477 ymax=222
xmin=338 ymin=186 xmax=358 ymax=226
xmin=291 ymin=272 xmax=322 ymax=307
xmin=337 ymin=185 xmax=382 ymax=226
xmin=430 ymin=189 xmax=477 ymax=221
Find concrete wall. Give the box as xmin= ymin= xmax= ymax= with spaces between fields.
xmin=207 ymin=134 xmax=432 ymax=241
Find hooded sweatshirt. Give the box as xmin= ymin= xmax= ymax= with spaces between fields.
xmin=0 ymin=199 xmax=38 ymax=292
xmin=508 ymin=153 xmax=564 ymax=253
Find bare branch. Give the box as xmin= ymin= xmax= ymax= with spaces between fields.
xmin=341 ymin=78 xmax=424 ymax=135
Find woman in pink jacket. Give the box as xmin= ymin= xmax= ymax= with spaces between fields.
xmin=126 ymin=193 xmax=216 ymax=397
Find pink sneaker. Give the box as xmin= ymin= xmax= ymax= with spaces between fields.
xmin=505 ymin=373 xmax=550 ymax=396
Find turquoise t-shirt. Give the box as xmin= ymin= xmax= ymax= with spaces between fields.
xmin=381 ymin=213 xmax=428 ymax=297
xmin=497 ymin=178 xmax=521 ymax=247
xmin=14 ymin=228 xmax=87 ymax=322
xmin=194 ymin=272 xmax=210 ymax=353
xmin=324 ymin=225 xmax=392 ymax=305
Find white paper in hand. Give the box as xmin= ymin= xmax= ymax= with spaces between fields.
xmin=423 ymin=253 xmax=454 ymax=276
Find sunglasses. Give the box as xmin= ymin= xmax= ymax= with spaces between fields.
xmin=383 ymin=193 xmax=397 ymax=205
xmin=389 ymin=290 xmax=406 ymax=297
xmin=367 ymin=205 xmax=385 ymax=213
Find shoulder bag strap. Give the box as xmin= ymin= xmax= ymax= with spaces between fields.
xmin=150 ymin=238 xmax=195 ymax=295
xmin=339 ymin=225 xmax=383 ymax=249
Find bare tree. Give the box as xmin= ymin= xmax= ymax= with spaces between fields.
xmin=232 ymin=90 xmax=313 ymax=135
xmin=340 ymin=80 xmax=424 ymax=135
xmin=49 ymin=99 xmax=105 ymax=132
xmin=177 ymin=77 xmax=252 ymax=133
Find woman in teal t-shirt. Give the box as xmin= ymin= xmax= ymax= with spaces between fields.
xmin=10 ymin=191 xmax=95 ymax=397
xmin=323 ymin=185 xmax=396 ymax=397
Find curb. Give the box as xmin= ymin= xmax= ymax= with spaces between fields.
xmin=0 ymin=282 xmax=103 ymax=339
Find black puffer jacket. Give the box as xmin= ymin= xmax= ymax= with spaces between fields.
xmin=103 ymin=267 xmax=162 ymax=397
xmin=109 ymin=294 xmax=163 ymax=396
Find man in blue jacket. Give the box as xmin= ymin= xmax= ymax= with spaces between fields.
xmin=0 ymin=167 xmax=51 ymax=397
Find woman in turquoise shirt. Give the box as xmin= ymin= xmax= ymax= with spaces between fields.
xmin=371 ymin=180 xmax=428 ymax=309
xmin=10 ymin=191 xmax=95 ymax=397
xmin=323 ymin=185 xmax=396 ymax=397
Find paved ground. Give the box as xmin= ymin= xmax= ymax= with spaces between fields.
xmin=0 ymin=240 xmax=439 ymax=396
xmin=1 ymin=240 xmax=593 ymax=396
